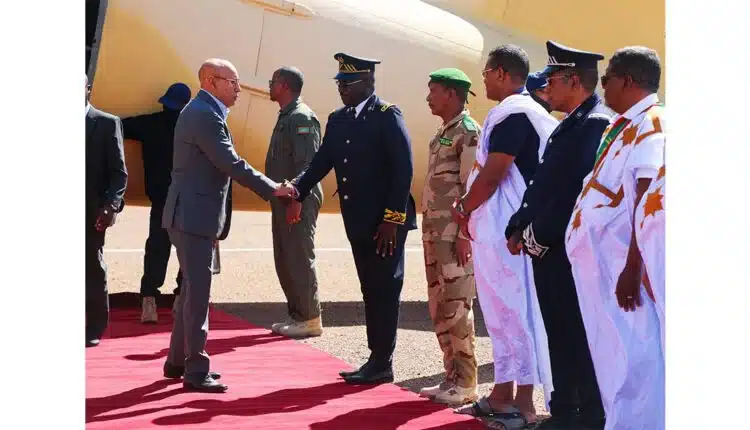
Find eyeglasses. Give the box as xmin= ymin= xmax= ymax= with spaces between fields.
xmin=482 ymin=68 xmax=495 ymax=78
xmin=213 ymin=76 xmax=240 ymax=87
xmin=336 ymin=79 xmax=363 ymax=88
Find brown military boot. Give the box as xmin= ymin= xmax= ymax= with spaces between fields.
xmin=278 ymin=316 xmax=323 ymax=338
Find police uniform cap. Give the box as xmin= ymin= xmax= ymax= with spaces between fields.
xmin=429 ymin=68 xmax=476 ymax=96
xmin=543 ymin=40 xmax=604 ymax=75
xmin=334 ymin=52 xmax=381 ymax=80
xmin=158 ymin=82 xmax=191 ymax=110
xmin=526 ymin=71 xmax=548 ymax=92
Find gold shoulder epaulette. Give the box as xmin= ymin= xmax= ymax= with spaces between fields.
xmin=380 ymin=102 xmax=393 ymax=112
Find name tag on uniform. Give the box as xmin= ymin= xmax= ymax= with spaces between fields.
xmin=439 ymin=137 xmax=453 ymax=146
xmin=297 ymin=126 xmax=311 ymax=135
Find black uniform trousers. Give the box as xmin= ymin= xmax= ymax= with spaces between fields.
xmin=532 ymin=245 xmax=604 ymax=421
xmin=349 ymin=226 xmax=408 ymax=370
xmin=140 ymin=197 xmax=182 ymax=297
xmin=86 ymin=213 xmax=109 ymax=340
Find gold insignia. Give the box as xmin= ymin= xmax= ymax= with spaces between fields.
xmin=383 ymin=208 xmax=406 ymax=225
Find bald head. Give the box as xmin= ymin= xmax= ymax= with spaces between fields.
xmin=198 ymin=58 xmax=237 ymax=81
xmin=198 ymin=58 xmax=241 ymax=107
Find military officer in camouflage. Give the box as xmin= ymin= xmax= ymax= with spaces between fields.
xmin=279 ymin=53 xmax=417 ymax=385
xmin=265 ymin=67 xmax=324 ymax=338
xmin=418 ymin=68 xmax=480 ymax=406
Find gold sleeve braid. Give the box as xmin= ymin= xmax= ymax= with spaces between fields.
xmin=383 ymin=208 xmax=406 ymax=225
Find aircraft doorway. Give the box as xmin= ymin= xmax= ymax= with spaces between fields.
xmin=86 ymin=0 xmax=108 ymax=81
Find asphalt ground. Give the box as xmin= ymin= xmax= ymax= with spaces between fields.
xmin=104 ymin=205 xmax=549 ymax=415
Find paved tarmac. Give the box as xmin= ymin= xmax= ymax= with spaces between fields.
xmin=104 ymin=205 xmax=549 ymax=415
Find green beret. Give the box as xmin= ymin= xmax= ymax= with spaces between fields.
xmin=429 ymin=68 xmax=476 ymax=96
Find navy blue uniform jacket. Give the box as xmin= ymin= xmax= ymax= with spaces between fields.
xmin=295 ymin=94 xmax=417 ymax=241
xmin=505 ymin=93 xmax=612 ymax=250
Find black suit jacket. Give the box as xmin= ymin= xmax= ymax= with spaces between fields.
xmin=505 ymin=93 xmax=612 ymax=252
xmin=294 ymin=94 xmax=417 ymax=242
xmin=86 ymin=104 xmax=127 ymax=217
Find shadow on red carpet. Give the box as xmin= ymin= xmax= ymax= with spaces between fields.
xmin=86 ymin=306 xmax=484 ymax=429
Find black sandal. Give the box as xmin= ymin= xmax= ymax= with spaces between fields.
xmin=453 ymin=397 xmax=502 ymax=418
xmin=481 ymin=405 xmax=535 ymax=429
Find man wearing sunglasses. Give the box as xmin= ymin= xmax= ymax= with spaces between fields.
xmin=566 ymin=46 xmax=665 ymax=430
xmin=278 ymin=53 xmax=416 ymax=385
xmin=505 ymin=40 xmax=612 ymax=430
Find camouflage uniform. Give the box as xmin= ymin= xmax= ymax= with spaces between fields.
xmin=421 ymin=109 xmax=479 ymax=389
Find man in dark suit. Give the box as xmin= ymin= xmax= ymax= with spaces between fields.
xmin=122 ymin=82 xmax=192 ymax=324
xmin=505 ymin=41 xmax=612 ymax=430
xmin=85 ymin=74 xmax=127 ymax=347
xmin=279 ymin=53 xmax=417 ymax=385
xmin=162 ymin=58 xmax=286 ymax=393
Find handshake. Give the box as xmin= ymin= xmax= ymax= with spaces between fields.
xmin=273 ymin=180 xmax=302 ymax=225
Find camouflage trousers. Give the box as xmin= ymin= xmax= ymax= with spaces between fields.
xmin=423 ymin=239 xmax=478 ymax=389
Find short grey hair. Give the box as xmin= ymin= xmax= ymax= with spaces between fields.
xmin=608 ymin=46 xmax=661 ymax=93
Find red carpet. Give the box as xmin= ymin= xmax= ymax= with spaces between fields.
xmin=86 ymin=307 xmax=485 ymax=429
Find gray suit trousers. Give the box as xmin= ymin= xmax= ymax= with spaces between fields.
xmin=166 ymin=228 xmax=214 ymax=375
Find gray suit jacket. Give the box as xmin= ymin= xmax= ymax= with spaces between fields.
xmin=163 ymin=90 xmax=277 ymax=238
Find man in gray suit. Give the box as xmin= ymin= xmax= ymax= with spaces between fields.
xmin=162 ymin=58 xmax=287 ymax=392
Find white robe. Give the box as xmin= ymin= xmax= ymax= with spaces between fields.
xmin=565 ymin=94 xmax=665 ymax=430
xmin=467 ymin=94 xmax=558 ymax=405
xmin=635 ymin=164 xmax=665 ymax=355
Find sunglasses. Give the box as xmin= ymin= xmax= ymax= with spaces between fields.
xmin=336 ymin=79 xmax=363 ymax=88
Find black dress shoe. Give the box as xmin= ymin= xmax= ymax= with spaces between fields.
xmin=574 ymin=415 xmax=606 ymax=430
xmin=343 ymin=367 xmax=394 ymax=385
xmin=339 ymin=362 xmax=368 ymax=378
xmin=163 ymin=362 xmax=221 ymax=380
xmin=183 ymin=374 xmax=228 ymax=393
xmin=86 ymin=338 xmax=100 ymax=348
xmin=535 ymin=417 xmax=570 ymax=429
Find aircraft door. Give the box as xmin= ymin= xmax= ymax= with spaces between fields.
xmin=231 ymin=1 xmax=317 ymax=211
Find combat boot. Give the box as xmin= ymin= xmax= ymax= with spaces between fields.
xmin=279 ymin=316 xmax=323 ymax=338
xmin=419 ymin=380 xmax=453 ymax=398
xmin=433 ymin=384 xmax=478 ymax=406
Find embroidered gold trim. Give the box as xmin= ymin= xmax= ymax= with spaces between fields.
xmin=384 ymin=208 xmax=406 ymax=224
